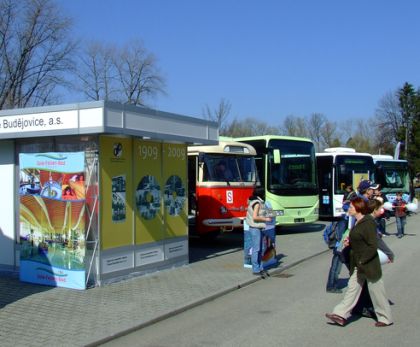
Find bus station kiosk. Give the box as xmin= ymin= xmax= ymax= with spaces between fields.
xmin=0 ymin=101 xmax=218 ymax=289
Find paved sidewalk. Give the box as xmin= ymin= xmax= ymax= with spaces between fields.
xmin=0 ymin=223 xmax=336 ymax=347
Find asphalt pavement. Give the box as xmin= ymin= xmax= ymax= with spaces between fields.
xmin=0 ymin=217 xmax=406 ymax=347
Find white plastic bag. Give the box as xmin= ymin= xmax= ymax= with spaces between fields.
xmin=378 ymin=249 xmax=390 ymax=265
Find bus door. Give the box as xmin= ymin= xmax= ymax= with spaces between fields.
xmin=317 ymin=156 xmax=333 ymax=218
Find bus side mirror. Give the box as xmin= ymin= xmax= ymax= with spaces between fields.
xmin=198 ymin=152 xmax=204 ymax=163
xmin=273 ymin=149 xmax=281 ymax=164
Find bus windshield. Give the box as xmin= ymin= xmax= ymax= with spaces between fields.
xmin=335 ymin=156 xmax=373 ymax=194
xmin=374 ymin=161 xmax=410 ymax=191
xmin=268 ymin=139 xmax=317 ymax=195
xmin=202 ymin=155 xmax=257 ymax=182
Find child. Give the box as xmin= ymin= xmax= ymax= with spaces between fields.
xmin=393 ymin=191 xmax=407 ymax=238
xmin=341 ymin=184 xmax=356 ymax=213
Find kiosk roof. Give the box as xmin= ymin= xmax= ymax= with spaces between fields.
xmin=0 ymin=100 xmax=218 ymax=145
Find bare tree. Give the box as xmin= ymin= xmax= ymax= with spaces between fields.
xmin=222 ymin=117 xmax=280 ymax=137
xmin=371 ymin=116 xmax=394 ymax=155
xmin=76 ymin=42 xmax=116 ymax=101
xmin=282 ymin=115 xmax=308 ymax=137
xmin=0 ymin=0 xmax=76 ymax=109
xmin=222 ymin=118 xmax=249 ymax=137
xmin=203 ymin=98 xmax=232 ymax=131
xmin=345 ymin=119 xmax=375 ymax=153
xmin=320 ymin=120 xmax=339 ymax=150
xmin=340 ymin=119 xmax=355 ymax=145
xmin=77 ymin=40 xmax=165 ymax=106
xmin=307 ymin=113 xmax=327 ymax=151
xmin=113 ymin=40 xmax=165 ymax=105
xmin=375 ymin=90 xmax=402 ymax=142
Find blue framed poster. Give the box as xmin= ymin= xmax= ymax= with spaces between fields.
xmin=19 ymin=152 xmax=86 ymax=290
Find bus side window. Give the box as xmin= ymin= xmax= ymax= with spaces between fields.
xmin=203 ymin=163 xmax=210 ymax=181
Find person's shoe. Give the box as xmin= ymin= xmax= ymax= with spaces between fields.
xmin=361 ymin=307 xmax=374 ymax=318
xmin=253 ymin=271 xmax=266 ymax=279
xmin=262 ymin=270 xmax=271 ymax=277
xmin=375 ymin=321 xmax=393 ymax=327
xmin=397 ymin=234 xmax=403 ymax=239
xmin=326 ymin=288 xmax=342 ymax=294
xmin=259 ymin=271 xmax=267 ymax=279
xmin=325 ymin=313 xmax=346 ymax=326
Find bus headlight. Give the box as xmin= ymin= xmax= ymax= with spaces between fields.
xmin=220 ymin=206 xmax=228 ymax=214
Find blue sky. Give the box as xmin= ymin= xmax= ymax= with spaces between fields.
xmin=59 ymin=0 xmax=420 ymax=125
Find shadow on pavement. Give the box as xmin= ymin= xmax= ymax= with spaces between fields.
xmin=189 ymin=222 xmax=325 ymax=263
xmin=0 ymin=271 xmax=52 ymax=309
xmin=277 ymin=222 xmax=325 ymax=235
xmin=189 ymin=229 xmax=244 ymax=263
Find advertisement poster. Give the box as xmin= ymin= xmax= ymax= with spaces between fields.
xmin=353 ymin=172 xmax=369 ymax=190
xmin=162 ymin=143 xmax=188 ymax=238
xmin=99 ymin=136 xmax=133 ymax=250
xmin=19 ymin=152 xmax=86 ymax=290
xmin=134 ymin=139 xmax=164 ymax=245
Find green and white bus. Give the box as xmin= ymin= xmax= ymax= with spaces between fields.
xmin=230 ymin=135 xmax=319 ymax=225
xmin=372 ymin=154 xmax=413 ymax=204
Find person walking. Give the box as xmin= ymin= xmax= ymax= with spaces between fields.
xmin=351 ymin=198 xmax=395 ymax=318
xmin=246 ymin=187 xmax=272 ymax=278
xmin=372 ymin=185 xmax=391 ymax=236
xmin=347 ymin=180 xmax=378 ymax=229
xmin=393 ymin=191 xmax=407 ymax=238
xmin=326 ymin=186 xmax=351 ymax=294
xmin=326 ymin=217 xmax=347 ymax=293
xmin=357 ymin=180 xmax=378 ymax=200
xmin=325 ymin=197 xmax=393 ymax=327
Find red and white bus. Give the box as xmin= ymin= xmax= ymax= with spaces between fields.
xmin=188 ymin=141 xmax=258 ymax=237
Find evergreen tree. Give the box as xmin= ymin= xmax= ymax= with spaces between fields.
xmin=397 ymin=82 xmax=420 ymax=175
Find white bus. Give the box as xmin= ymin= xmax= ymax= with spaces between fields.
xmin=317 ymin=147 xmax=374 ymax=219
xmin=372 ymin=154 xmax=412 ymax=204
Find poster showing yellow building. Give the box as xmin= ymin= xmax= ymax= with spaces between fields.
xmin=99 ymin=135 xmax=133 ymax=250
xmin=19 ymin=152 xmax=86 ymax=289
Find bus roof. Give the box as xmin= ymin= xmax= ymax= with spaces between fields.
xmin=226 ymin=135 xmax=313 ymax=144
xmin=188 ymin=141 xmax=257 ymax=156
xmin=316 ymin=147 xmax=372 ymax=157
xmin=324 ymin=147 xmax=356 ymax=153
xmin=372 ymin=154 xmax=408 ymax=163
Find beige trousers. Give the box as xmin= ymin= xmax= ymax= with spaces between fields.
xmin=332 ymin=268 xmax=393 ymax=325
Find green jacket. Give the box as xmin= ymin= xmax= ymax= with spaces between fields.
xmin=349 ymin=214 xmax=382 ymax=281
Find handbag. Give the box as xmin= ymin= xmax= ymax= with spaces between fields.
xmin=338 ymin=245 xmax=350 ymax=265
